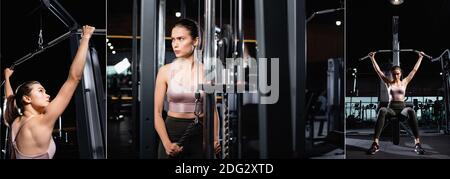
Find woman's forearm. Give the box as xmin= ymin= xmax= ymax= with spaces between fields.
xmin=404 ymin=56 xmax=423 ymax=83
xmin=371 ymin=58 xmax=382 ymax=74
xmin=68 ymin=37 xmax=90 ymax=82
xmin=413 ymin=57 xmax=423 ymax=71
xmin=5 ymin=77 xmax=13 ymax=98
xmin=155 ymin=114 xmax=171 ymax=147
xmin=4 ymin=69 xmax=14 ymax=97
xmin=370 ymin=57 xmax=388 ymax=83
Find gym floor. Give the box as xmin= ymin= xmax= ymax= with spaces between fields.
xmin=346 ymin=128 xmax=450 ymax=159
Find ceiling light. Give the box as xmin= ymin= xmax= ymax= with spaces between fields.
xmin=390 ymin=0 xmax=404 ymax=5
xmin=175 ymin=12 xmax=181 ymax=18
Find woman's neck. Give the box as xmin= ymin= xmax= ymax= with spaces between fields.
xmin=181 ymin=55 xmax=195 ymax=69
xmin=24 ymin=106 xmax=44 ymax=117
xmin=184 ymin=55 xmax=194 ymax=63
xmin=392 ymin=78 xmax=402 ymax=84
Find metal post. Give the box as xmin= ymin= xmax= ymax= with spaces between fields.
xmin=288 ymin=0 xmax=306 ymax=158
xmin=236 ymin=0 xmax=244 ymax=159
xmin=255 ymin=0 xmax=268 ymax=159
xmin=327 ymin=58 xmax=344 ymax=137
xmin=180 ymin=0 xmax=186 ymax=19
xmin=131 ymin=0 xmax=139 ymax=155
xmin=59 ymin=116 xmax=62 ymax=138
xmin=392 ymin=16 xmax=400 ymax=66
xmin=203 ymin=0 xmax=216 ymax=159
xmin=0 ymin=0 xmax=2 ymax=159
xmin=89 ymin=47 xmax=106 ymax=147
xmin=139 ymin=0 xmax=159 ymax=159
xmin=255 ymin=0 xmax=295 ymax=158
xmin=158 ymin=0 xmax=166 ymax=68
xmin=441 ymin=59 xmax=450 ymax=134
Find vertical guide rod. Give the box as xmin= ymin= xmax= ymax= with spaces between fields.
xmin=203 ymin=0 xmax=216 ymax=159
xmin=131 ymin=0 xmax=140 ymax=157
xmin=236 ymin=0 xmax=244 ymax=159
xmin=254 ymin=0 xmax=268 ymax=159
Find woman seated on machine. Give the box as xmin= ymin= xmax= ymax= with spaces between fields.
xmin=367 ymin=51 xmax=425 ymax=155
xmin=3 ymin=25 xmax=95 ymax=159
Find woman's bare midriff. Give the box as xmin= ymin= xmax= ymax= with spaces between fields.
xmin=168 ymin=111 xmax=204 ymax=120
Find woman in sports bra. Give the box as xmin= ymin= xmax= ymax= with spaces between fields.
xmin=3 ymin=25 xmax=95 ymax=159
xmin=154 ymin=19 xmax=220 ymax=159
xmin=367 ymin=51 xmax=425 ymax=155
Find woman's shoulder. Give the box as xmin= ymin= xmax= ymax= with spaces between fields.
xmin=159 ymin=63 xmax=170 ymax=70
xmin=158 ymin=63 xmax=178 ymax=82
xmin=384 ymin=81 xmax=392 ymax=87
xmin=11 ymin=116 xmax=21 ymax=127
xmin=165 ymin=59 xmax=182 ymax=70
xmin=158 ymin=63 xmax=172 ymax=74
xmin=401 ymin=80 xmax=409 ymax=87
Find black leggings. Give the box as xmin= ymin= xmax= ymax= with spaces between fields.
xmin=158 ymin=116 xmax=204 ymax=159
xmin=374 ymin=101 xmax=420 ymax=139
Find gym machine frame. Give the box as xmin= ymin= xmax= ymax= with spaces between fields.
xmin=256 ymin=0 xmax=306 ymax=158
xmin=359 ymin=49 xmax=432 ymax=61
xmin=432 ymin=49 xmax=450 ymax=134
xmin=305 ymin=5 xmax=345 ymax=148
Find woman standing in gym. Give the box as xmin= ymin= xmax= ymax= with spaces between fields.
xmin=154 ymin=19 xmax=220 ymax=159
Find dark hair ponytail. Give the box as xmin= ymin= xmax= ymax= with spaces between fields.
xmin=4 ymin=81 xmax=40 ymax=127
xmin=4 ymin=95 xmax=18 ymax=159
xmin=5 ymin=95 xmax=19 ymax=127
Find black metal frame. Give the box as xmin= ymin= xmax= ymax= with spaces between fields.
xmin=326 ymin=58 xmax=345 ymax=146
xmin=203 ymin=0 xmax=216 ymax=159
xmin=131 ymin=0 xmax=140 ymax=157
xmin=255 ymin=0 xmax=306 ymax=158
xmin=40 ymin=0 xmax=78 ymax=29
xmin=137 ymin=0 xmax=159 ymax=159
xmin=359 ymin=49 xmax=433 ymax=61
xmin=288 ymin=0 xmax=306 ymax=158
xmin=432 ymin=49 xmax=450 ymax=134
xmin=392 ymin=16 xmax=400 ymax=66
